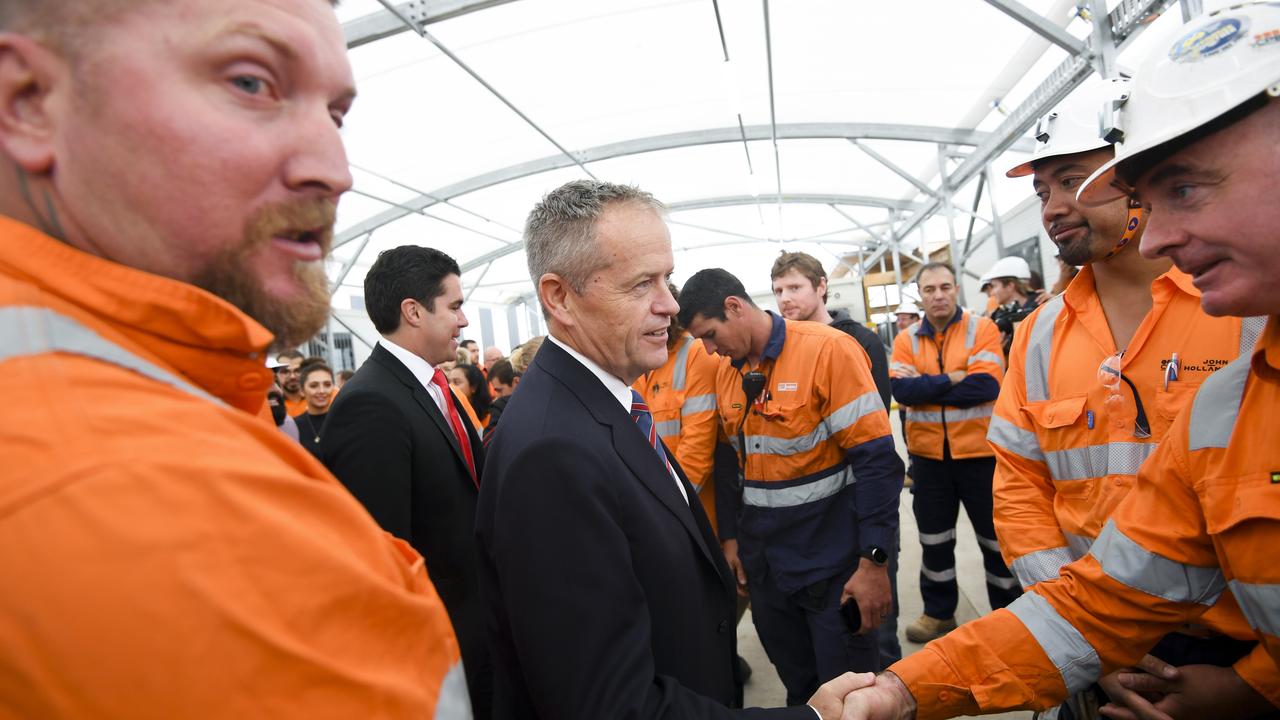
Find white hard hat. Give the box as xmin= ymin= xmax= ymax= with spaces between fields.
xmin=895 ymin=301 xmax=921 ymax=316
xmin=1005 ymin=77 xmax=1133 ymax=178
xmin=979 ymin=256 xmax=1032 ymax=287
xmin=1079 ymin=1 xmax=1280 ymax=204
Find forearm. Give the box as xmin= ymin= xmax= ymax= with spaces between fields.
xmin=891 ymin=375 xmax=953 ymax=406
xmin=935 ymin=372 xmax=999 ymax=407
xmin=847 ymin=435 xmax=904 ymax=551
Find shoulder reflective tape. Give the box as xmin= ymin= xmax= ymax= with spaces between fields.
xmin=742 ymin=465 xmax=854 ymax=508
xmin=1189 ymin=355 xmax=1251 ymax=451
xmin=1089 ymin=520 xmax=1225 ymax=606
xmin=1063 ymin=531 xmax=1094 ymax=560
xmin=680 ymin=393 xmax=717 ymax=415
xmin=986 ymin=571 xmax=1021 ymax=590
xmin=968 ymin=350 xmax=1005 ymax=368
xmin=1025 ymin=296 xmax=1066 ymax=403
xmin=0 ymin=305 xmax=225 ymax=407
xmin=1043 ymin=442 xmax=1158 ymax=482
xmin=965 ymin=314 xmax=978 ymax=349
xmin=1007 ymin=591 xmax=1102 ymax=695
xmin=671 ymin=335 xmax=695 ymax=391
xmin=1011 ymin=546 xmax=1074 ymax=589
xmin=987 ymin=415 xmax=1046 ymax=463
xmin=1240 ymin=316 xmax=1267 ymax=357
xmin=436 ymin=659 xmax=474 ymax=720
xmin=1229 ymin=580 xmax=1280 ymax=638
xmin=910 ymin=331 xmax=920 ymax=355
xmin=921 ymin=566 xmax=957 ymax=582
xmin=825 ymin=391 xmax=885 ymax=435
xmin=655 ymin=419 xmax=681 ymax=438
xmin=918 ymin=528 xmax=957 ymax=546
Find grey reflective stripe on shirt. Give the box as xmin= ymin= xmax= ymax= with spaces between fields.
xmin=909 ymin=322 xmax=920 ymax=355
xmin=1024 ymin=295 xmax=1066 ymax=403
xmin=1188 ymin=355 xmax=1251 ymax=451
xmin=1043 ymin=442 xmax=1159 ymax=482
xmin=968 ymin=350 xmax=1004 ymax=368
xmin=987 ymin=415 xmax=1046 ymax=463
xmin=655 ymin=419 xmax=681 ymax=438
xmin=965 ymin=313 xmax=978 ymax=349
xmin=1007 ymin=591 xmax=1101 ymax=695
xmin=741 ymin=392 xmax=882 ymax=457
xmin=905 ymin=404 xmax=993 ymax=424
xmin=1063 ymin=531 xmax=1094 ymax=560
xmin=1241 ymin=316 xmax=1267 ymax=357
xmin=436 ymin=659 xmax=474 ymax=720
xmin=1229 ymin=580 xmax=1280 ymax=638
xmin=671 ymin=335 xmax=695 ymax=391
xmin=742 ymin=465 xmax=855 ymax=509
xmin=1089 ymin=520 xmax=1225 ymax=606
xmin=1011 ymin=545 xmax=1074 ymax=588
xmin=681 ymin=393 xmax=717 ymax=415
xmin=0 ymin=305 xmax=225 ymax=407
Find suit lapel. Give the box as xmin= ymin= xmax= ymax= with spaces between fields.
xmin=538 ymin=342 xmax=718 ymax=570
xmin=371 ymin=344 xmax=476 ymax=478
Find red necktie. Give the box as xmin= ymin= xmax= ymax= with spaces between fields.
xmin=431 ymin=368 xmax=478 ymax=487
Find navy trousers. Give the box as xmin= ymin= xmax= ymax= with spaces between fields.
xmin=748 ymin=566 xmax=881 ymax=706
xmin=910 ymin=453 xmax=1021 ymax=619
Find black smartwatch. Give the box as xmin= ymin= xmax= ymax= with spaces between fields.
xmin=860 ymin=546 xmax=889 ymax=567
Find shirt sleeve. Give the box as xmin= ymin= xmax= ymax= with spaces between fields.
xmin=822 ymin=336 xmax=904 ymax=553
xmin=673 ymin=341 xmax=720 ymax=492
xmin=987 ymin=314 xmax=1069 ymax=588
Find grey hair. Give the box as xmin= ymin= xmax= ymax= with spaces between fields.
xmin=524 ymin=180 xmax=666 ymax=299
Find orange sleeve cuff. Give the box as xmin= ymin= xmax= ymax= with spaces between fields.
xmin=1235 ymin=643 xmax=1280 ymax=709
xmin=891 ymin=648 xmax=982 ymax=720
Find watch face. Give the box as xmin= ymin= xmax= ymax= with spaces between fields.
xmin=865 ymin=547 xmax=888 ymax=565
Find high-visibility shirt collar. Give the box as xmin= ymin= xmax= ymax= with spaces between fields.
xmin=915 ymin=306 xmax=963 ymax=338
xmin=0 ymin=216 xmax=276 ymax=413
xmin=734 ymin=310 xmax=786 ymax=370
xmin=1260 ymin=316 xmax=1280 ymax=374
xmin=1064 ymin=263 xmax=1200 ymax=315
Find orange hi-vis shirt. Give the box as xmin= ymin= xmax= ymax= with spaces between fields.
xmin=635 ymin=333 xmax=720 ymax=530
xmin=989 ymin=265 xmax=1263 ymax=589
xmin=0 ymin=218 xmax=468 ymax=718
xmin=890 ymin=316 xmax=1280 ymax=718
xmin=890 ymin=310 xmax=1005 ymax=460
xmin=713 ymin=315 xmax=901 ymax=592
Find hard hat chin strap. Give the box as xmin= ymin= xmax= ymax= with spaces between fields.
xmin=1103 ymin=200 xmax=1144 ymax=259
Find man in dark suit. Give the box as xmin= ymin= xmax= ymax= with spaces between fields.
xmin=321 ymin=246 xmax=491 ymax=718
xmin=476 ymin=180 xmax=869 ymax=719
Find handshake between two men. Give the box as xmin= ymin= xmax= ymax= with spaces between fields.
xmin=808 ymin=672 xmax=915 ymax=720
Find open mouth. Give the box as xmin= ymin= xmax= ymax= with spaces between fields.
xmin=272 ymin=226 xmax=330 ymax=261
xmin=643 ymin=328 xmax=668 ymax=342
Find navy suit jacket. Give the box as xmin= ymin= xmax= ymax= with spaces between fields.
xmin=476 ymin=340 xmax=814 ymax=719
xmin=321 ymin=342 xmax=491 ymax=717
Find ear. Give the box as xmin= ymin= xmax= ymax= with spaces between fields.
xmin=816 ymin=277 xmax=828 ymax=297
xmin=538 ymin=273 xmax=576 ymax=329
xmin=399 ymin=298 xmax=423 ymax=329
xmin=0 ymin=35 xmax=67 ymax=174
xmin=724 ymin=296 xmax=741 ymax=318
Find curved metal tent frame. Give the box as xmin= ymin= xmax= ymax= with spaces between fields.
xmin=328 ymin=0 xmax=1187 ymax=318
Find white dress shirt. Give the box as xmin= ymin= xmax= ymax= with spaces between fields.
xmin=547 ymin=334 xmax=688 ymax=503
xmin=379 ymin=338 xmax=448 ymax=417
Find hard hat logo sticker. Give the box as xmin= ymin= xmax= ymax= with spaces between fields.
xmin=1169 ymin=17 xmax=1249 ymax=63
xmin=1253 ymin=29 xmax=1280 ymax=48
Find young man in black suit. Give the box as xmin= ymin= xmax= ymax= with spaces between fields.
xmin=321 ymin=246 xmax=491 ymax=718
xmin=476 ymin=180 xmax=871 ymax=719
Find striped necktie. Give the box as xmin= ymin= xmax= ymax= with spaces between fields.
xmin=630 ymin=389 xmax=674 ymax=477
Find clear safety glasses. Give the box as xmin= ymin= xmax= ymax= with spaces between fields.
xmin=1098 ymin=353 xmax=1151 ymax=438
